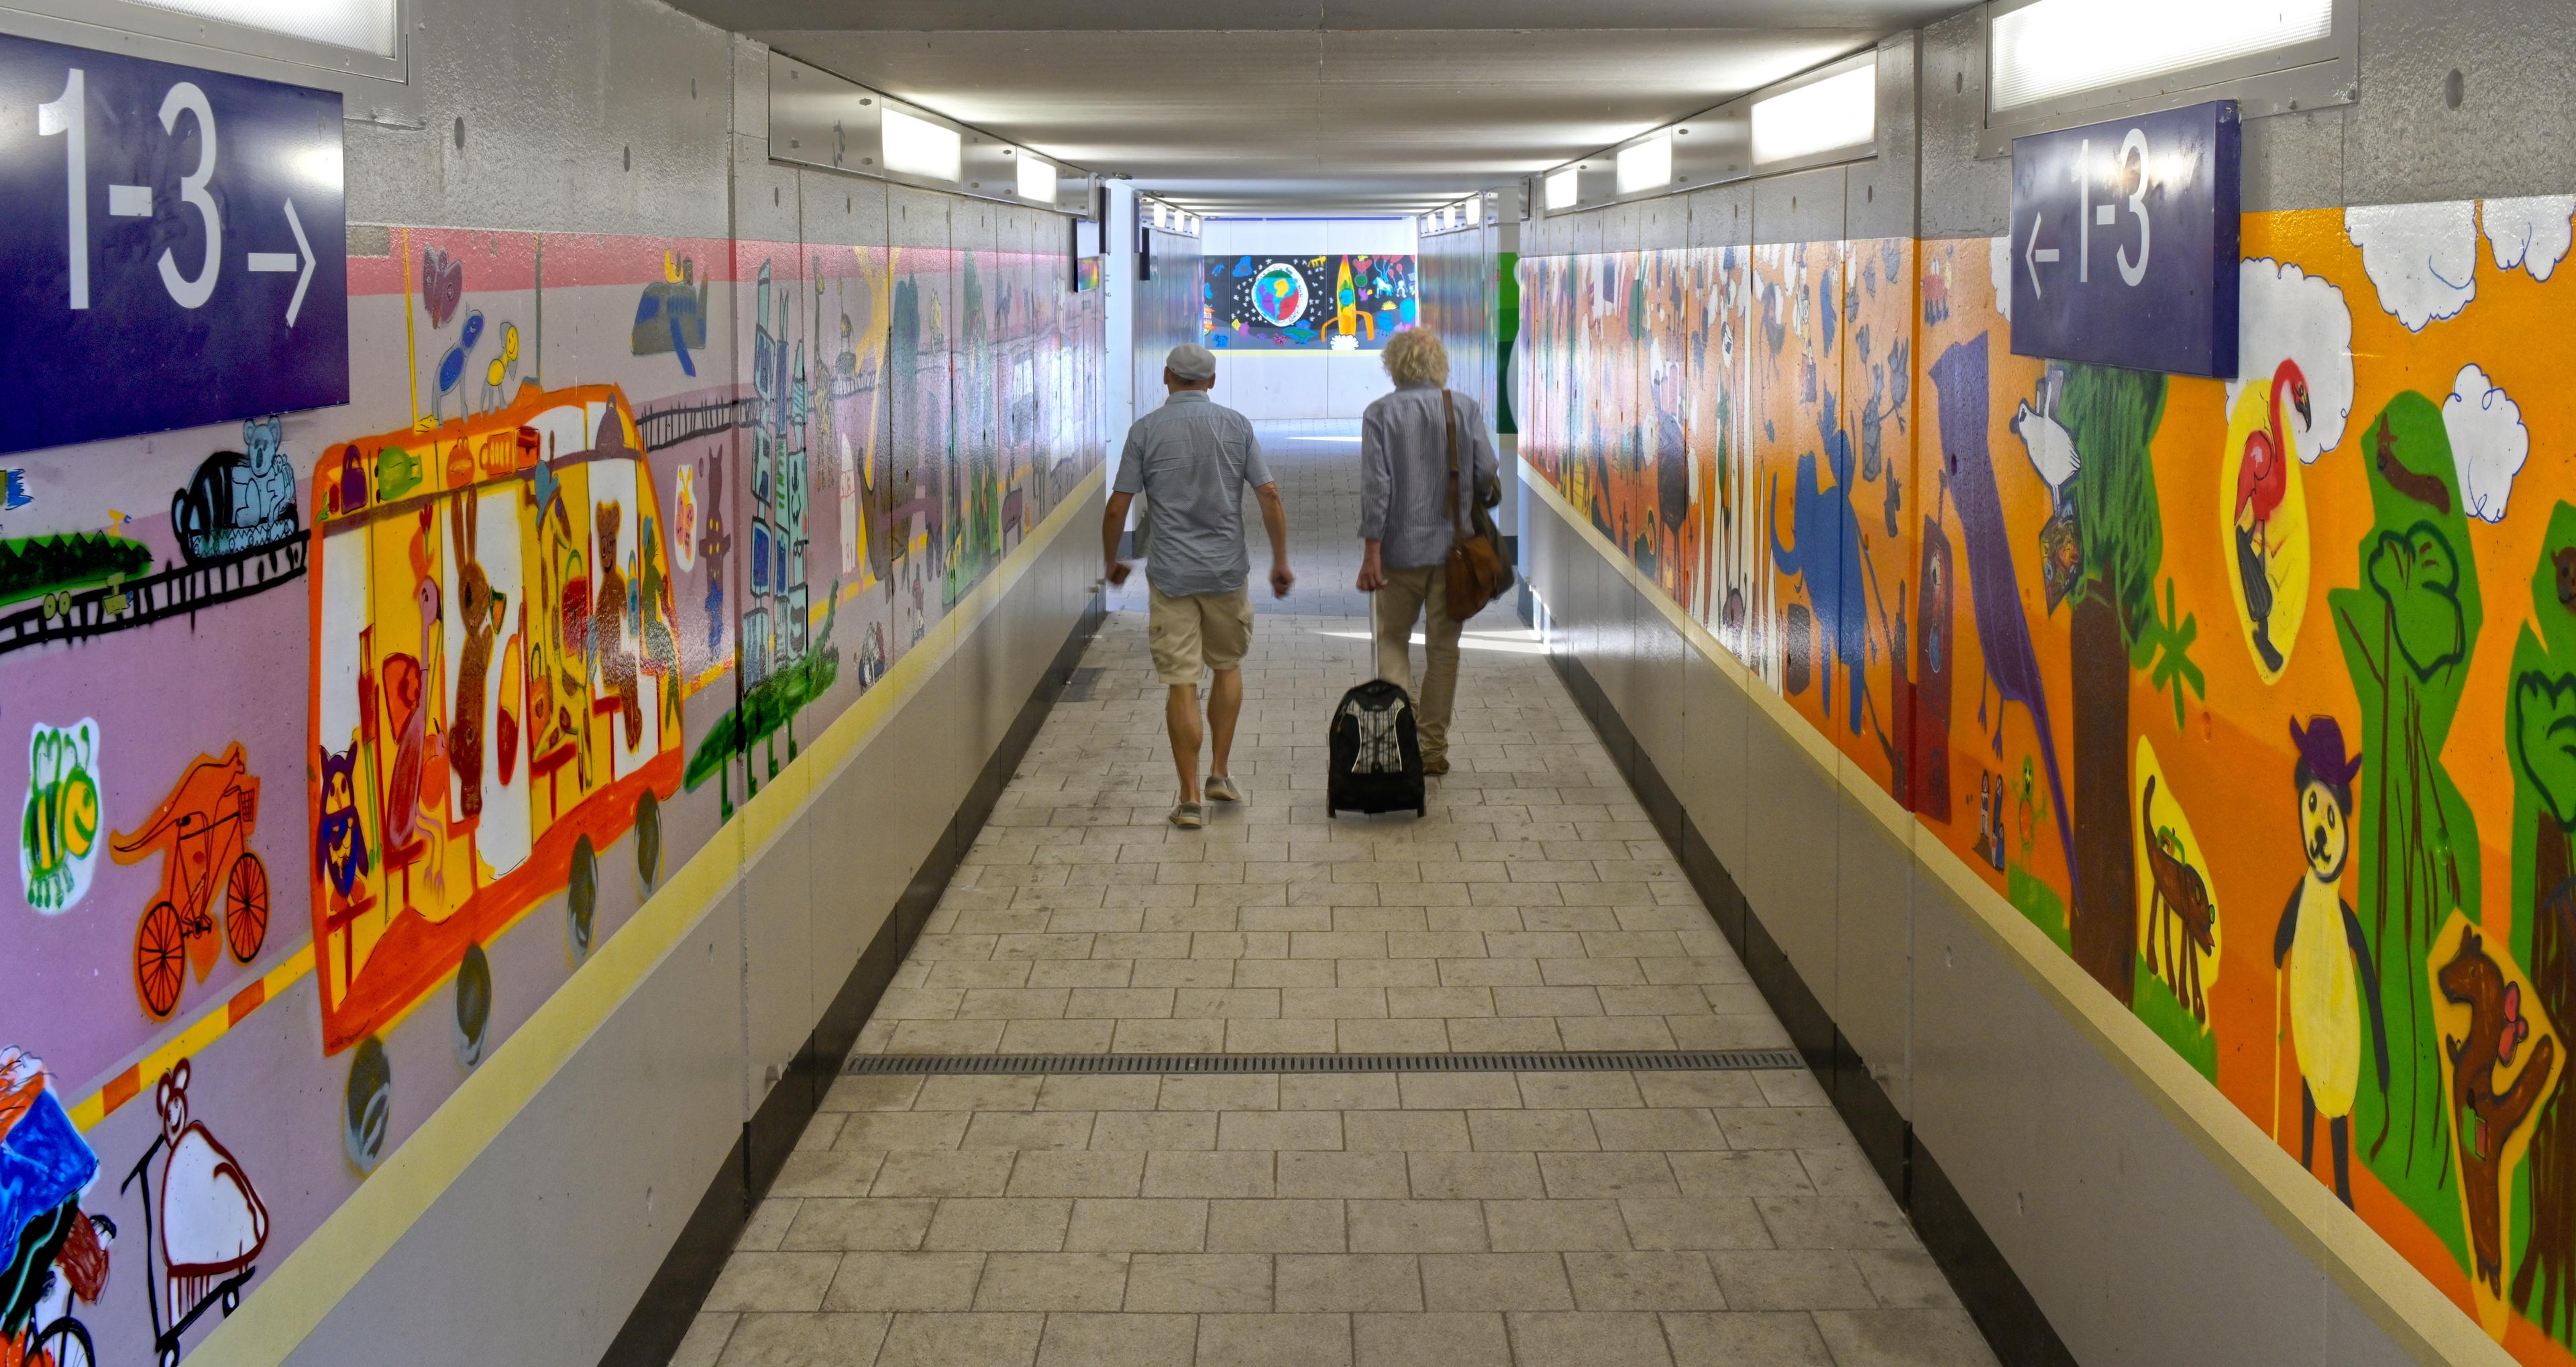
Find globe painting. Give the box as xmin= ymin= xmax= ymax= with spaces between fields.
xmin=1250 ymin=263 xmax=1308 ymax=327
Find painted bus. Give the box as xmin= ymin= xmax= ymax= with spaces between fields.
xmin=304 ymin=384 xmax=684 ymax=1057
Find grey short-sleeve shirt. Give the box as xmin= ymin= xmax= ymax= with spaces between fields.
xmin=1115 ymin=390 xmax=1273 ymax=597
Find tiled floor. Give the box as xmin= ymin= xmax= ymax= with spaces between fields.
xmin=674 ymin=431 xmax=2000 ymax=1366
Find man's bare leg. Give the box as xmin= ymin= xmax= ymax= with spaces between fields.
xmin=1167 ymin=683 xmax=1203 ymax=804
xmin=1205 ymin=667 xmax=1243 ymax=783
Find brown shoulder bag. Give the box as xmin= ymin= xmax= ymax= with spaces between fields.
xmin=1440 ymin=390 xmax=1512 ymax=620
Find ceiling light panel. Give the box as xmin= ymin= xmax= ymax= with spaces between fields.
xmin=1750 ymin=66 xmax=1874 ymax=167
xmin=1990 ymin=0 xmax=2334 ymax=112
xmin=1615 ymin=133 xmax=1672 ymax=195
xmin=128 ymin=0 xmax=396 ymax=57
xmin=881 ymin=107 xmax=962 ymax=182
xmin=1016 ymin=153 xmax=1057 ymax=202
xmin=1544 ymin=167 xmax=1578 ymax=211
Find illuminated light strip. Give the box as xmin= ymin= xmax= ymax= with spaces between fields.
xmin=70 ymin=944 xmax=318 ymax=1131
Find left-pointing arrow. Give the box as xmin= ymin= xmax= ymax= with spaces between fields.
xmin=246 ymin=198 xmax=317 ymax=326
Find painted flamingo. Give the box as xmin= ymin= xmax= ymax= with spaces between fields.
xmin=2235 ymin=358 xmax=2310 ymax=672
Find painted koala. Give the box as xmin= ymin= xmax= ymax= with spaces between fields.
xmin=2272 ymin=716 xmax=2392 ymax=1208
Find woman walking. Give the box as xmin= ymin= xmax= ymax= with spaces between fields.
xmin=1356 ymin=329 xmax=1501 ymax=776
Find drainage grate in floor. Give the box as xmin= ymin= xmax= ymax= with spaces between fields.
xmin=845 ymin=1050 xmax=1805 ymax=1077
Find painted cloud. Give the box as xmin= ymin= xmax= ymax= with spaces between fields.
xmin=2440 ymin=364 xmax=2527 ymax=523
xmin=1988 ymin=235 xmax=2012 ymax=321
xmin=2233 ymin=260 xmax=2355 ymax=461
xmin=2481 ymin=195 xmax=2576 ymax=282
xmin=2347 ymin=201 xmax=2478 ymax=331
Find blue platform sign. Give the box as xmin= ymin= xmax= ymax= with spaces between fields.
xmin=0 ymin=33 xmax=347 ymax=456
xmin=2008 ymin=100 xmax=2240 ymax=378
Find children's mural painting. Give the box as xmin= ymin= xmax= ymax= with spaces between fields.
xmin=0 ymin=200 xmax=1102 ymax=1362
xmin=1520 ymin=198 xmax=2576 ymax=1357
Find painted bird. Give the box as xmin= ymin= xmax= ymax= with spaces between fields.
xmin=2235 ymin=358 xmax=2310 ymax=672
xmin=2011 ymin=394 xmax=2079 ymax=509
xmin=1930 ymin=335 xmax=2079 ymax=906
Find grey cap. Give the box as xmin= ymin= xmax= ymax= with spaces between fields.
xmin=1165 ymin=343 xmax=1217 ymax=382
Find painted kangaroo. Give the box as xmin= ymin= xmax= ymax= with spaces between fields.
xmin=2140 ymin=777 xmax=2216 ymax=1022
xmin=2439 ymin=926 xmax=2559 ymax=1298
xmin=1768 ymin=399 xmax=1868 ymax=734
xmin=445 ymin=494 xmax=504 ymax=817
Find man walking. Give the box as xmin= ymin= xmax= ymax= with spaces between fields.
xmin=1104 ymin=343 xmax=1293 ymax=829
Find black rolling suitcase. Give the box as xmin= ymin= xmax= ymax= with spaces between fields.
xmin=1327 ymin=679 xmax=1426 ymax=818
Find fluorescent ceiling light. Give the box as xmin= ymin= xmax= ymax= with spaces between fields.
xmin=1544 ymin=168 xmax=1578 ymax=211
xmin=881 ymin=108 xmax=961 ymax=182
xmin=128 ymin=0 xmax=397 ymax=56
xmin=1751 ymin=66 xmax=1875 ymax=166
xmin=1991 ymin=0 xmax=2332 ymax=111
xmin=1016 ymin=154 xmax=1057 ymax=203
xmin=1616 ymin=134 xmax=1673 ymax=195
xmin=1152 ymin=203 xmax=1170 ymax=229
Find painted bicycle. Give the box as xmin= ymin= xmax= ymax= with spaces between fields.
xmin=111 ymin=745 xmax=270 ymax=1020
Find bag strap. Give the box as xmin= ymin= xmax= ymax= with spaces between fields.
xmin=1442 ymin=390 xmax=1461 ymax=534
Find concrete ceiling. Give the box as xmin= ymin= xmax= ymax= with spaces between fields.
xmin=672 ymin=1 xmax=1965 ymax=215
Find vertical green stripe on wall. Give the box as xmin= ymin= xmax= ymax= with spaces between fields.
xmin=1496 ymin=252 xmax=1519 ymax=435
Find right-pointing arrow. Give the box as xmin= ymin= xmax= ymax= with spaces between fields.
xmin=246 ymin=199 xmax=317 ymax=326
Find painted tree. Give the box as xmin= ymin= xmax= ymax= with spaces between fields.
xmin=2329 ymin=392 xmax=2481 ymax=1252
xmin=2510 ymin=501 xmax=2576 ymax=1342
xmin=2055 ymin=363 xmax=2169 ymax=1003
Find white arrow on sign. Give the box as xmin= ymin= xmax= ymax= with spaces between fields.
xmin=2023 ymin=209 xmax=2060 ymax=300
xmin=246 ymin=198 xmax=316 ymax=326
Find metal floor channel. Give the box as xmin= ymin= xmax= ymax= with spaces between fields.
xmin=843 ymin=1050 xmax=1808 ymax=1076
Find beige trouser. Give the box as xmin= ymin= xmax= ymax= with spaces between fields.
xmin=1373 ymin=565 xmax=1464 ymax=763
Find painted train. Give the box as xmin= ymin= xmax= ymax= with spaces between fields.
xmin=303 ymin=385 xmax=682 ymax=1058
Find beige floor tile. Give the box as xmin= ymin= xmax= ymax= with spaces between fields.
xmin=1347 ymin=1199 xmax=1489 ymax=1253
xmin=963 ymin=1112 xmax=1097 ymax=1150
xmin=739 ymin=1199 xmax=801 ymax=1252
xmin=1335 ymin=1019 xmax=1452 ymax=1052
xmin=839 ymin=1112 xmax=970 ymax=1150
xmin=1483 ymin=1198 xmax=1629 ymax=1251
xmin=714 ymin=1311 xmax=890 ymax=1366
xmin=1007 ymin=1150 xmax=1146 ymax=1198
xmin=1418 ymin=1252 xmax=1574 ymax=1311
xmin=1215 ymin=1110 xmax=1344 ymax=1153
xmin=1660 ymin=1311 xmax=1835 ymax=1366
xmin=1632 ymin=1073 xmax=1765 ymax=1109
xmin=1125 ymin=1254 xmax=1275 ymax=1311
xmin=1278 ymin=1074 xmax=1400 ymax=1111
xmin=972 ymin=1252 xmax=1132 ymax=1311
xmin=1406 ymin=1152 xmax=1546 ymax=1200
xmin=1556 ymin=1016 xmax=1680 ymax=1051
xmin=1392 ymin=1074 xmax=1519 ymax=1110
xmin=1064 ymin=1197 xmax=1207 ymax=1252
xmin=916 ymin=1076 xmax=1042 ymax=1111
xmin=1343 ymin=1110 xmax=1471 ymax=1152
xmin=1143 ymin=1150 xmax=1275 ymax=1198
xmin=705 ymin=1252 xmax=845 ymax=1312
xmin=1002 ymin=1019 xmax=1119 ymax=1053
xmin=1513 ymin=1073 xmax=1645 ymax=1109
xmin=870 ymin=1150 xmax=1017 ymax=1199
xmin=1440 ymin=1017 xmax=1566 ymax=1051
xmin=822 ymin=1252 xmax=987 ymax=1311
xmin=781 ymin=1199 xmax=938 ymax=1252
xmin=1034 ymin=1311 xmax=1199 ymax=1367
xmin=1505 ymin=1310 xmax=1674 ymax=1366
xmin=1091 ymin=1111 xmax=1219 ymax=1150
xmin=1276 ymin=1253 xmax=1424 ymax=1311
xmin=1114 ymin=1020 xmax=1230 ymax=1052
xmin=1276 ymin=1150 xmax=1411 ymax=1199
xmin=1193 ymin=1312 xmax=1354 ymax=1367
xmin=1851 ymin=1249 xmax=1963 ymax=1309
xmin=1811 ymin=1307 xmax=2003 ymax=1366
xmin=1157 ymin=1075 xmax=1278 ymax=1111
xmin=822 ymin=1076 xmax=925 ymax=1112
xmin=1464 ymin=1109 xmax=1597 ymax=1152
xmin=1351 ymin=1311 xmax=1512 ymax=1367
xmin=1665 ymin=1149 xmax=1815 ymax=1200
xmin=1753 ymin=1195 xmax=1918 ymax=1251
xmin=1714 ymin=1106 xmax=1858 ymax=1150
xmin=1614 ymin=1196 xmax=1776 ymax=1252
xmin=1563 ymin=1251 xmax=1726 ymax=1311
xmin=1708 ymin=1250 xmax=1876 ymax=1310
xmin=773 ymin=1150 xmax=892 ymax=1199
xmin=922 ymin=1199 xmax=1074 ymax=1252
xmin=1036 ymin=1076 xmax=1162 ymax=1111
xmin=1205 ymin=1198 xmax=1346 ymax=1252
xmin=1590 ymin=1108 xmax=1727 ymax=1152
xmin=671 ymin=1311 xmax=737 ymax=1367
xmin=873 ymin=1311 xmax=1046 ymax=1367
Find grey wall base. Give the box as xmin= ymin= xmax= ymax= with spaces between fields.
xmin=604 ymin=592 xmax=1106 ymax=1367
xmin=1521 ymin=488 xmax=2421 ymax=1367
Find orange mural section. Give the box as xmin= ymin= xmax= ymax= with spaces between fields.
xmin=1519 ymin=199 xmax=2576 ymax=1360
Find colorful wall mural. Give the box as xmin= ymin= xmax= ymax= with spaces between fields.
xmin=0 ymin=203 xmax=1102 ymax=1363
xmin=1519 ymin=197 xmax=2576 ymax=1360
xmin=1203 ymin=252 xmax=1417 ymax=351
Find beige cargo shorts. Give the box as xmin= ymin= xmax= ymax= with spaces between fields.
xmin=1147 ymin=584 xmax=1254 ymax=685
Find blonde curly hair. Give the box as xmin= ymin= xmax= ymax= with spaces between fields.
xmin=1381 ymin=327 xmax=1449 ymax=388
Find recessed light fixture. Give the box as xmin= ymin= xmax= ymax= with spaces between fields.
xmin=881 ymin=107 xmax=961 ymax=181
xmin=1616 ymin=134 xmax=1672 ymax=194
xmin=1016 ymin=153 xmax=1057 ymax=202
xmin=1751 ymin=66 xmax=1874 ymax=166
xmin=130 ymin=0 xmax=397 ymax=56
xmin=1544 ymin=167 xmax=1578 ymax=211
xmin=1990 ymin=0 xmax=2333 ymax=111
